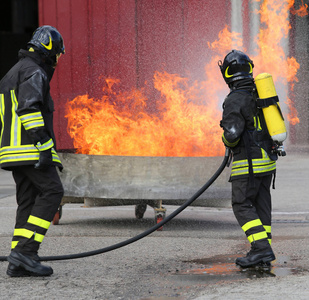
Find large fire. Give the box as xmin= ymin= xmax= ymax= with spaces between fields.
xmin=65 ymin=0 xmax=307 ymax=156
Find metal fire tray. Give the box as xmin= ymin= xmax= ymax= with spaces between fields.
xmin=54 ymin=153 xmax=231 ymax=225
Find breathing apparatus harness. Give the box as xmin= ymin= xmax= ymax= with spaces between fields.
xmin=226 ymin=81 xmax=257 ymax=187
xmin=0 ymin=148 xmax=232 ymax=262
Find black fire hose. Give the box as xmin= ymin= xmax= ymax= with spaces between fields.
xmin=0 ymin=148 xmax=231 ymax=262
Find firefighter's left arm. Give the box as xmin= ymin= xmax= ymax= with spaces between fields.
xmin=16 ymin=71 xmax=54 ymax=167
xmin=220 ymin=97 xmax=245 ymax=148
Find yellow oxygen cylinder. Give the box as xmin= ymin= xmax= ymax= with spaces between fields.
xmin=255 ymin=73 xmax=287 ymax=143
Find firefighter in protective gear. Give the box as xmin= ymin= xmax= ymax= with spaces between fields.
xmin=0 ymin=25 xmax=65 ymax=277
xmin=218 ymin=50 xmax=276 ymax=268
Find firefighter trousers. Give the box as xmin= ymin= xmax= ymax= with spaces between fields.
xmin=231 ymin=174 xmax=273 ymax=249
xmin=11 ymin=165 xmax=64 ymax=255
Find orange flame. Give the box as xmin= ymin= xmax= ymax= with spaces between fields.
xmin=251 ymin=0 xmax=307 ymax=126
xmin=66 ymin=72 xmax=225 ymax=156
xmin=66 ymin=0 xmax=307 ymax=156
xmin=291 ymin=0 xmax=308 ymax=17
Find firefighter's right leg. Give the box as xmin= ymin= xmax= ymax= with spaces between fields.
xmin=7 ymin=169 xmax=42 ymax=277
xmin=11 ymin=168 xmax=38 ymax=251
xmin=231 ymin=177 xmax=275 ymax=268
xmin=7 ymin=166 xmax=63 ymax=277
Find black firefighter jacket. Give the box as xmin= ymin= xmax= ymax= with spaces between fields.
xmin=0 ymin=49 xmax=63 ymax=170
xmin=220 ymin=88 xmax=276 ymax=181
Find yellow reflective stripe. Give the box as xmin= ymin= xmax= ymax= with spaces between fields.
xmin=36 ymin=138 xmax=54 ymax=151
xmin=51 ymin=149 xmax=62 ymax=164
xmin=13 ymin=228 xmax=34 ymax=239
xmin=23 ymin=120 xmax=45 ymax=130
xmin=0 ymin=94 xmax=4 ymax=115
xmin=232 ymin=157 xmax=274 ymax=167
xmin=20 ymin=111 xmax=45 ymax=130
xmin=34 ymin=233 xmax=45 ymax=243
xmin=52 ymin=154 xmax=62 ymax=163
xmin=261 ymin=148 xmax=268 ymax=158
xmin=263 ymin=225 xmax=271 ymax=233
xmin=231 ymin=157 xmax=276 ymax=177
xmin=264 ymin=225 xmax=272 ymax=245
xmin=231 ymin=162 xmax=276 ymax=176
xmin=254 ymin=116 xmax=262 ymax=131
xmin=13 ymin=229 xmax=45 ymax=244
xmin=222 ymin=133 xmax=239 ymax=147
xmin=0 ymin=145 xmax=38 ymax=154
xmin=247 ymin=231 xmax=268 ymax=243
xmin=0 ymin=94 xmax=4 ymax=139
xmin=11 ymin=241 xmax=19 ymax=249
xmin=19 ymin=112 xmax=43 ymax=123
xmin=10 ymin=90 xmax=21 ymax=146
xmin=28 ymin=215 xmax=50 ymax=230
xmin=235 ymin=163 xmax=276 ymax=170
xmin=242 ymin=219 xmax=263 ymax=232
xmin=0 ymin=145 xmax=61 ymax=165
xmin=0 ymin=153 xmax=40 ymax=164
xmin=0 ymin=145 xmax=40 ymax=164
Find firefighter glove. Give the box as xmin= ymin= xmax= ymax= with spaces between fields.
xmin=34 ymin=137 xmax=54 ymax=169
xmin=34 ymin=149 xmax=53 ymax=169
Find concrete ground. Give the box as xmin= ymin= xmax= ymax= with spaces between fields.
xmin=0 ymin=151 xmax=308 ymax=299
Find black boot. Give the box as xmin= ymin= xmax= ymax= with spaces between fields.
xmin=7 ymin=263 xmax=35 ymax=277
xmin=236 ymin=245 xmax=275 ymax=268
xmin=7 ymin=251 xmax=53 ymax=277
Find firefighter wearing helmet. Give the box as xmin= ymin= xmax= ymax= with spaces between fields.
xmin=0 ymin=25 xmax=65 ymax=276
xmin=218 ymin=50 xmax=276 ymax=268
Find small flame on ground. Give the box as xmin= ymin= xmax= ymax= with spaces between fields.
xmin=65 ymin=0 xmax=307 ymax=156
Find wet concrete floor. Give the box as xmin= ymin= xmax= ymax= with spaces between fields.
xmin=172 ymin=254 xmax=305 ymax=285
xmin=1 ymin=153 xmax=309 ymax=299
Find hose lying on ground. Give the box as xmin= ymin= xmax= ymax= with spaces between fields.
xmin=0 ymin=148 xmax=231 ymax=262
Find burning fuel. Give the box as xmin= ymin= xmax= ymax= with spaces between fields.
xmin=65 ymin=0 xmax=307 ymax=156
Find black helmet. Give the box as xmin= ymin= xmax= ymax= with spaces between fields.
xmin=218 ymin=50 xmax=254 ymax=85
xmin=28 ymin=25 xmax=65 ymax=65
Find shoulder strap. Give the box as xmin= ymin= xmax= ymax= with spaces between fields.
xmin=256 ymin=95 xmax=284 ymax=121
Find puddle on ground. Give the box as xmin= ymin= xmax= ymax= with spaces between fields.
xmin=172 ymin=254 xmax=305 ymax=284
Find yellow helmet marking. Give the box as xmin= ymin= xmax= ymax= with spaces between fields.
xmin=249 ymin=62 xmax=253 ymax=73
xmin=41 ymin=36 xmax=52 ymax=50
xmin=225 ymin=66 xmax=233 ymax=78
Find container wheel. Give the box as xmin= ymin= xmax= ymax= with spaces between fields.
xmin=135 ymin=204 xmax=147 ymax=219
